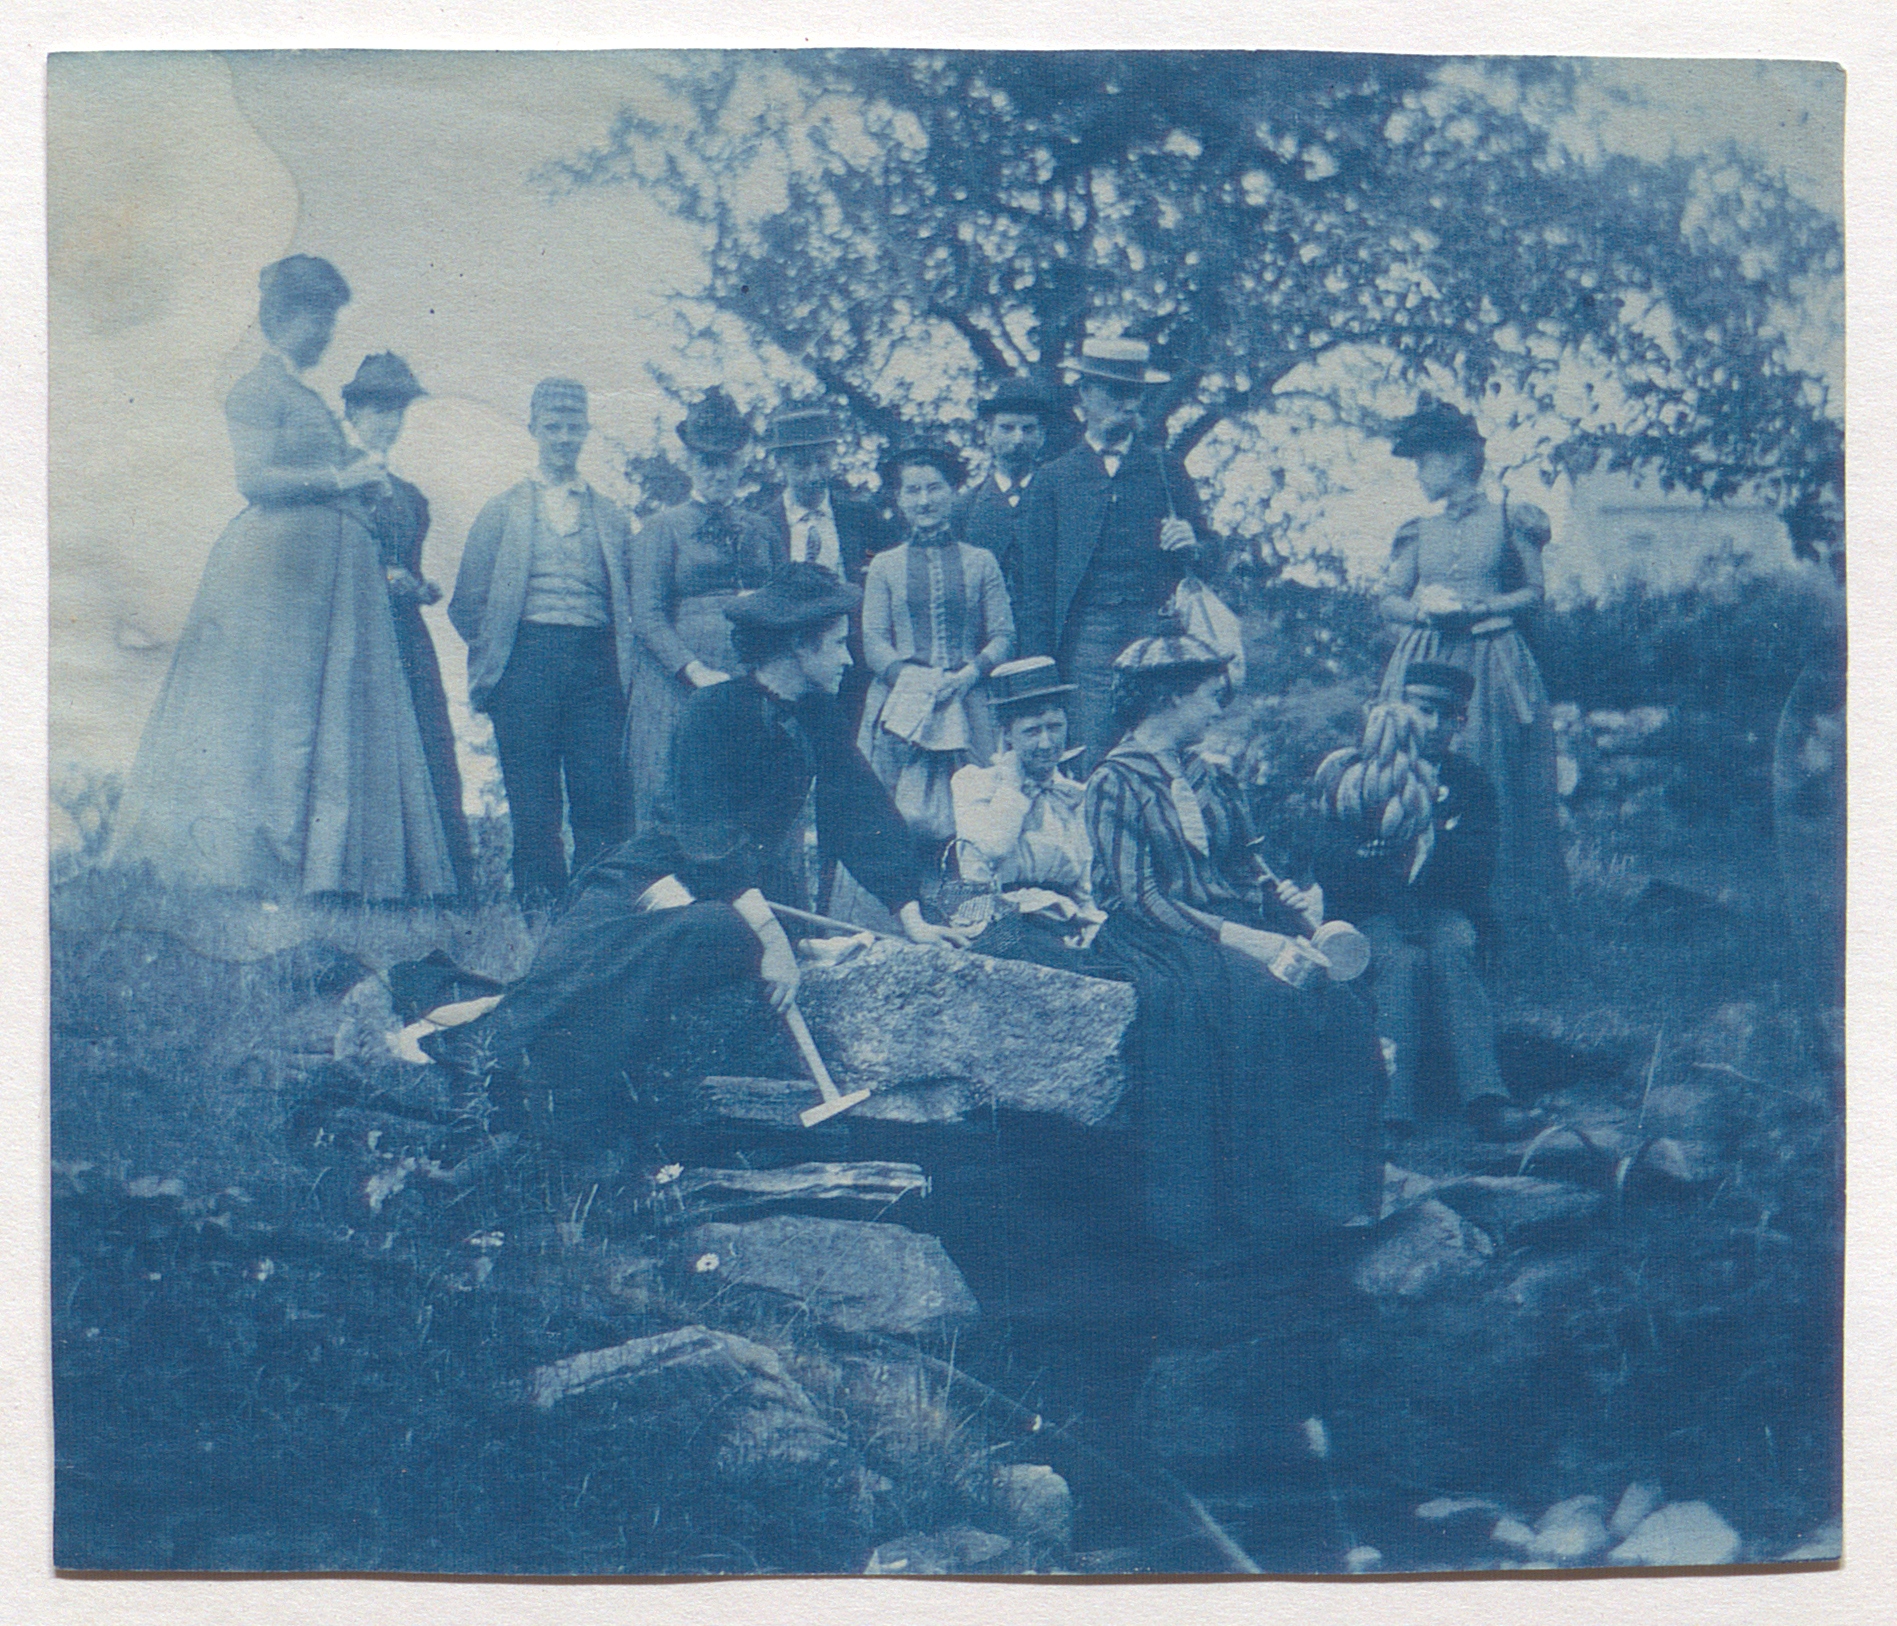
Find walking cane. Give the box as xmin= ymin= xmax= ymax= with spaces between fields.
xmin=784 ymin=1002 xmax=873 ymax=1128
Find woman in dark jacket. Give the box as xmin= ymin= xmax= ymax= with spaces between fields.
xmin=339 ymin=352 xmax=475 ymax=894
xmin=1084 ymin=632 xmax=1385 ymax=1295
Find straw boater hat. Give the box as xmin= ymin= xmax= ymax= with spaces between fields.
xmin=342 ymin=352 xmax=426 ymax=410
xmin=987 ymin=656 xmax=1076 ymax=717
xmin=977 ymin=376 xmax=1059 ymax=420
xmin=761 ymin=405 xmax=842 ymax=451
xmin=678 ymin=387 xmax=753 ymax=455
xmin=1389 ymin=396 xmax=1484 ymax=460
xmin=1064 ymin=336 xmax=1171 ymax=387
xmin=1400 ymin=660 xmax=1476 ymax=710
xmin=724 ymin=562 xmax=862 ymax=629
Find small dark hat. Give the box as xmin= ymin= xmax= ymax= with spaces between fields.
xmin=881 ymin=439 xmax=968 ymax=492
xmin=258 ymin=254 xmax=351 ymax=315
xmin=1390 ymin=395 xmax=1484 ymax=460
xmin=342 ymin=352 xmax=426 ymax=409
xmin=1400 ymin=660 xmax=1476 ymax=707
xmin=724 ymin=561 xmax=863 ymax=629
xmin=988 ymin=656 xmax=1076 ymax=715
xmin=761 ymin=405 xmax=842 ymax=451
xmin=1064 ymin=336 xmax=1169 ymax=387
xmin=678 ymin=387 xmax=753 ymax=455
xmin=977 ymin=376 xmax=1058 ymax=420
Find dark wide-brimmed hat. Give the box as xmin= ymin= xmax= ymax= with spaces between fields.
xmin=1064 ymin=336 xmax=1170 ymax=387
xmin=678 ymin=387 xmax=753 ymax=455
xmin=880 ymin=439 xmax=968 ymax=492
xmin=761 ymin=405 xmax=842 ymax=451
xmin=342 ymin=352 xmax=426 ymax=410
xmin=724 ymin=562 xmax=863 ymax=629
xmin=1400 ymin=660 xmax=1476 ymax=708
xmin=977 ymin=376 xmax=1059 ymax=420
xmin=988 ymin=656 xmax=1076 ymax=715
xmin=1390 ymin=396 xmax=1484 ymax=460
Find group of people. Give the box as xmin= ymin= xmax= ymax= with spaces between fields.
xmin=108 ymin=251 xmax=1571 ymax=1337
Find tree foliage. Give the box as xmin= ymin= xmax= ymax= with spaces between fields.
xmin=546 ymin=51 xmax=1842 ymax=553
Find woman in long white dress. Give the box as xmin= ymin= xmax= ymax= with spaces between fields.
xmin=109 ymin=256 xmax=457 ymax=900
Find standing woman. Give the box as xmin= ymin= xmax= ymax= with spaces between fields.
xmin=1377 ymin=398 xmax=1566 ymax=930
xmin=110 ymin=257 xmax=456 ymax=900
xmin=339 ymin=352 xmax=475 ymax=895
xmin=1084 ymin=631 xmax=1385 ymax=1336
xmin=626 ymin=389 xmax=779 ymax=829
xmin=856 ymin=442 xmax=1014 ymax=854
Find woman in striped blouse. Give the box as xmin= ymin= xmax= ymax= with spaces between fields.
xmin=1084 ymin=631 xmax=1385 ymax=1337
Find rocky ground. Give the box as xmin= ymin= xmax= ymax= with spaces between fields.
xmin=48 ymin=694 xmax=1842 ymax=1575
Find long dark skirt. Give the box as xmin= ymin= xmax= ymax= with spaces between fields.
xmin=390 ymin=598 xmax=475 ymax=893
xmin=1091 ymin=912 xmax=1385 ymax=1256
xmin=477 ymin=868 xmax=762 ymax=1147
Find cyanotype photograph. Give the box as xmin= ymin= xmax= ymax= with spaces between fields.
xmin=47 ymin=49 xmax=1843 ymax=1576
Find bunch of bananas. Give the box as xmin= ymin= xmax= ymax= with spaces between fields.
xmin=1312 ymin=701 xmax=1441 ymax=848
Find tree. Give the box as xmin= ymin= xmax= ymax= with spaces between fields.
xmin=544 ymin=51 xmax=1842 ymax=559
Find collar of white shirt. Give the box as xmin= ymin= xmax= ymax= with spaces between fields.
xmin=1085 ymin=433 xmax=1133 ymax=473
xmin=786 ymin=489 xmax=833 ymax=524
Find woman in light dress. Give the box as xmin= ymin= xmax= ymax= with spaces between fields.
xmin=1376 ymin=398 xmax=1566 ymax=930
xmin=110 ymin=256 xmax=457 ymax=900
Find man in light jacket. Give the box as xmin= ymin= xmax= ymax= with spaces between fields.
xmin=450 ymin=377 xmax=637 ymax=905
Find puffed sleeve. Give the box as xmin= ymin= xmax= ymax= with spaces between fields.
xmin=1380 ymin=517 xmax=1422 ymax=599
xmin=971 ymin=546 xmax=1015 ymax=673
xmin=1506 ymin=500 xmax=1552 ymax=552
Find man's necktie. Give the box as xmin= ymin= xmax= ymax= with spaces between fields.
xmin=801 ymin=520 xmax=820 ymax=564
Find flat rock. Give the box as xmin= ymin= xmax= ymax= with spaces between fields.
xmin=1779 ymin=1519 xmax=1841 ymax=1561
xmin=1353 ymin=1199 xmax=1495 ymax=1300
xmin=675 ymin=1215 xmax=978 ymax=1336
xmin=1609 ymin=1481 xmax=1664 ymax=1537
xmin=865 ymin=1526 xmax=1016 ymax=1575
xmin=1433 ymin=1176 xmax=1604 ymax=1242
xmin=1528 ymin=1495 xmax=1612 ymax=1562
xmin=1608 ymin=1501 xmax=1743 ymax=1567
xmin=670 ymin=940 xmax=1137 ymax=1127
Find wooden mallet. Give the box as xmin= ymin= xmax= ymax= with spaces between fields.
xmin=784 ymin=1003 xmax=872 ymax=1127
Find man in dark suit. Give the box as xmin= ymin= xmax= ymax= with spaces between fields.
xmin=1018 ymin=338 xmax=1223 ymax=769
xmin=955 ymin=376 xmax=1055 ymax=606
xmin=748 ymin=404 xmax=891 ymax=724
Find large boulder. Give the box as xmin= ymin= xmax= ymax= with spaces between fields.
xmin=1352 ymin=1199 xmax=1495 ymax=1300
xmin=673 ymin=1215 xmax=979 ymax=1336
xmin=666 ymin=940 xmax=1138 ymax=1127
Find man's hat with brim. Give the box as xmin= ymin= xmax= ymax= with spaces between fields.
xmin=1389 ymin=395 xmax=1484 ymax=461
xmin=762 ymin=405 xmax=843 ymax=452
xmin=988 ymin=656 xmax=1077 ymax=715
xmin=1064 ymin=336 xmax=1170 ymax=387
xmin=978 ymin=376 xmax=1059 ymax=420
xmin=1400 ymin=660 xmax=1476 ymax=708
xmin=880 ymin=439 xmax=968 ymax=493
xmin=678 ymin=387 xmax=753 ymax=455
xmin=724 ymin=562 xmax=863 ymax=629
xmin=342 ymin=352 xmax=427 ymax=410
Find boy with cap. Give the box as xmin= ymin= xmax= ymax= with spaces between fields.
xmin=426 ymin=563 xmax=968 ymax=1151
xmin=1316 ymin=660 xmax=1529 ymax=1140
xmin=450 ymin=378 xmax=637 ymax=905
xmin=1018 ymin=337 xmax=1223 ymax=771
xmin=956 ymin=376 xmax=1055 ymax=606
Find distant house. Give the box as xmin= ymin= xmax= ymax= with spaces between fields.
xmin=1546 ymin=470 xmax=1795 ymax=603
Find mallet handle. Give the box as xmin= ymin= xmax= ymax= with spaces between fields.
xmin=783 ymin=1004 xmax=843 ymax=1103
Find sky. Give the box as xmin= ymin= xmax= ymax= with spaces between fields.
xmin=47 ymin=50 xmax=1844 ymax=789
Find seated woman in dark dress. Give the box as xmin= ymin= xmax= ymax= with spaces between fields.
xmin=426 ymin=564 xmax=969 ymax=1150
xmin=1082 ymin=631 xmax=1386 ymax=1287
